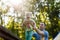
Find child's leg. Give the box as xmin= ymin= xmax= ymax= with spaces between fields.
xmin=28 ymin=31 xmax=33 ymax=40
xmin=25 ymin=31 xmax=28 ymax=40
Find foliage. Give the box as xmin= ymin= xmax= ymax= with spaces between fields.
xmin=0 ymin=0 xmax=60 ymax=40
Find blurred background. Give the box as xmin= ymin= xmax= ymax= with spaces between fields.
xmin=0 ymin=0 xmax=60 ymax=40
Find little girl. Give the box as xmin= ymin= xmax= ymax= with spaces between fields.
xmin=22 ymin=12 xmax=36 ymax=40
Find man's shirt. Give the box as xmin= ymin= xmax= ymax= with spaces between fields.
xmin=33 ymin=30 xmax=49 ymax=40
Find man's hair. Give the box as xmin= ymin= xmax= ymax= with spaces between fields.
xmin=40 ymin=22 xmax=46 ymax=27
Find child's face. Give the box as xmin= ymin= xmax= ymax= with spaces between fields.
xmin=26 ymin=12 xmax=32 ymax=19
xmin=26 ymin=14 xmax=31 ymax=18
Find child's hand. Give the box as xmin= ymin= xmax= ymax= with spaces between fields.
xmin=33 ymin=27 xmax=37 ymax=30
xmin=27 ymin=24 xmax=31 ymax=28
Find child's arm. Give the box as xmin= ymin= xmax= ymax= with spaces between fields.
xmin=32 ymin=19 xmax=36 ymax=27
xmin=21 ymin=19 xmax=26 ymax=28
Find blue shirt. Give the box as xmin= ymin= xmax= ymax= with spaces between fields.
xmin=33 ymin=30 xmax=49 ymax=40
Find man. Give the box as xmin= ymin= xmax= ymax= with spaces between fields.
xmin=22 ymin=12 xmax=36 ymax=40
xmin=33 ymin=22 xmax=49 ymax=40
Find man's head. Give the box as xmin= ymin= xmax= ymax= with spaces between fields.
xmin=39 ymin=22 xmax=46 ymax=30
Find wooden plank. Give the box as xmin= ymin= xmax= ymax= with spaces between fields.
xmin=0 ymin=26 xmax=21 ymax=40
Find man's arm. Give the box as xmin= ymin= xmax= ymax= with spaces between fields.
xmin=34 ymin=27 xmax=44 ymax=36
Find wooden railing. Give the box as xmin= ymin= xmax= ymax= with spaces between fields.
xmin=0 ymin=26 xmax=21 ymax=40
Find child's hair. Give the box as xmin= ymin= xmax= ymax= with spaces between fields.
xmin=25 ymin=12 xmax=32 ymax=18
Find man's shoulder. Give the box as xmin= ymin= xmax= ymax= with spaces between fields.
xmin=45 ymin=30 xmax=48 ymax=32
xmin=44 ymin=30 xmax=49 ymax=34
xmin=44 ymin=30 xmax=49 ymax=37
